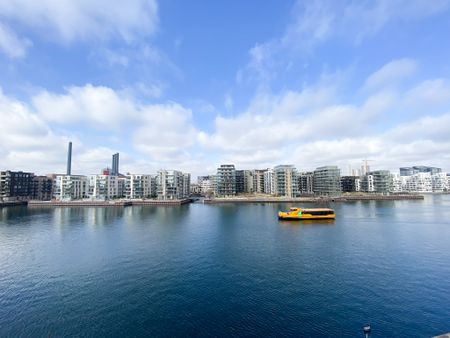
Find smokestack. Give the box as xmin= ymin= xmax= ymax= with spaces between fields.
xmin=67 ymin=142 xmax=72 ymax=175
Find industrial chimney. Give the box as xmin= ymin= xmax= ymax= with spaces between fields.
xmin=67 ymin=142 xmax=72 ymax=175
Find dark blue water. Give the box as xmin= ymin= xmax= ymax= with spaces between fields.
xmin=1 ymin=196 xmax=449 ymax=337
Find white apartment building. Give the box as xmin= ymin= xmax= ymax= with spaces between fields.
xmin=125 ymin=174 xmax=155 ymax=199
xmin=53 ymin=175 xmax=89 ymax=201
xmin=157 ymin=170 xmax=190 ymax=200
xmin=88 ymin=175 xmax=120 ymax=200
xmin=263 ymin=169 xmax=275 ymax=195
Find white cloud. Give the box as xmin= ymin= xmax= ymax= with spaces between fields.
xmin=201 ymin=59 xmax=450 ymax=172
xmin=0 ymin=22 xmax=31 ymax=58
xmin=0 ymin=0 xmax=158 ymax=44
xmin=32 ymin=84 xmax=136 ymax=129
xmin=133 ymin=103 xmax=198 ymax=161
xmin=0 ymin=84 xmax=201 ymax=174
xmin=364 ymin=59 xmax=418 ymax=90
xmin=403 ymin=79 xmax=450 ymax=113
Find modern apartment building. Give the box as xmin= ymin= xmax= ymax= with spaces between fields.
xmin=313 ymin=166 xmax=341 ymax=196
xmin=273 ymin=165 xmax=296 ymax=197
xmin=341 ymin=176 xmax=358 ymax=193
xmin=400 ymin=166 xmax=442 ymax=176
xmin=198 ymin=175 xmax=214 ymax=195
xmin=32 ymin=175 xmax=53 ymax=200
xmin=125 ymin=174 xmax=155 ymax=199
xmin=216 ymin=164 xmax=236 ymax=196
xmin=369 ymin=170 xmax=392 ymax=194
xmin=0 ymin=170 xmax=34 ymax=201
xmin=264 ymin=169 xmax=275 ymax=195
xmin=88 ymin=174 xmax=120 ymax=200
xmin=156 ymin=170 xmax=189 ymax=200
xmin=252 ymin=169 xmax=266 ymax=194
xmin=53 ymin=175 xmax=89 ymax=200
xmin=235 ymin=170 xmax=245 ymax=194
xmin=298 ymin=171 xmax=314 ymax=195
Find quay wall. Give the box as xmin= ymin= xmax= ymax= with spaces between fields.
xmin=0 ymin=201 xmax=28 ymax=208
xmin=28 ymin=199 xmax=192 ymax=207
xmin=204 ymin=195 xmax=424 ymax=204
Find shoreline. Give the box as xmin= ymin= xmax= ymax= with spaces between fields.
xmin=204 ymin=194 xmax=424 ymax=204
xmin=27 ymin=199 xmax=192 ymax=207
xmin=0 ymin=194 xmax=427 ymax=208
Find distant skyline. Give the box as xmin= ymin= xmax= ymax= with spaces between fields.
xmin=1 ymin=0 xmax=450 ymax=177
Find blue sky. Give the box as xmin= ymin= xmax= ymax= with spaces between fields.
xmin=1 ymin=0 xmax=450 ymax=177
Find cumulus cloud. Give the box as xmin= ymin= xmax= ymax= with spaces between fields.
xmin=32 ymin=84 xmax=200 ymax=163
xmin=0 ymin=83 xmax=201 ymax=174
xmin=32 ymin=84 xmax=137 ymax=129
xmin=201 ymin=58 xmax=450 ymax=172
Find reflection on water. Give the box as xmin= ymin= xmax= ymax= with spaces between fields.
xmin=278 ymin=219 xmax=335 ymax=227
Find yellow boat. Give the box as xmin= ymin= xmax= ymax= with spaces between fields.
xmin=278 ymin=207 xmax=336 ymax=220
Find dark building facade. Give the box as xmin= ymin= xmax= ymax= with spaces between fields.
xmin=341 ymin=176 xmax=357 ymax=193
xmin=112 ymin=153 xmax=119 ymax=176
xmin=0 ymin=170 xmax=34 ymax=201
xmin=32 ymin=176 xmax=53 ymax=200
xmin=216 ymin=164 xmax=236 ymax=196
xmin=235 ymin=170 xmax=245 ymax=194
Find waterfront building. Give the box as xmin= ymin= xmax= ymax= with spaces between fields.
xmin=88 ymin=174 xmax=120 ymax=200
xmin=198 ymin=176 xmax=214 ymax=195
xmin=313 ymin=166 xmax=341 ymax=196
xmin=216 ymin=164 xmax=236 ymax=197
xmin=182 ymin=173 xmax=191 ymax=198
xmin=235 ymin=170 xmax=245 ymax=194
xmin=125 ymin=174 xmax=155 ymax=199
xmin=190 ymin=183 xmax=202 ymax=195
xmin=117 ymin=176 xmax=127 ymax=198
xmin=400 ymin=172 xmax=448 ymax=193
xmin=360 ymin=174 xmax=375 ymax=192
xmin=369 ymin=170 xmax=392 ymax=194
xmin=32 ymin=175 xmax=53 ymax=200
xmin=400 ymin=166 xmax=442 ymax=176
xmin=264 ymin=168 xmax=275 ymax=195
xmin=274 ymin=165 xmax=296 ymax=197
xmin=252 ymin=169 xmax=266 ymax=194
xmin=0 ymin=170 xmax=34 ymax=201
xmin=156 ymin=170 xmax=189 ymax=200
xmin=431 ymin=173 xmax=448 ymax=192
xmin=298 ymin=171 xmax=314 ymax=195
xmin=391 ymin=174 xmax=403 ymax=193
xmin=53 ymin=175 xmax=89 ymax=201
xmin=355 ymin=177 xmax=361 ymax=192
xmin=244 ymin=170 xmax=254 ymax=194
xmin=341 ymin=176 xmax=358 ymax=193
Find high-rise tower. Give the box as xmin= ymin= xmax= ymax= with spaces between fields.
xmin=112 ymin=153 xmax=119 ymax=176
xmin=67 ymin=142 xmax=72 ymax=175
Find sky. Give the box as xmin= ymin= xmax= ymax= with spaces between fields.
xmin=1 ymin=0 xmax=450 ymax=177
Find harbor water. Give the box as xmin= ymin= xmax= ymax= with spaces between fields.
xmin=1 ymin=195 xmax=449 ymax=337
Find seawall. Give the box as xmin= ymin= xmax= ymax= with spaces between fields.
xmin=28 ymin=199 xmax=192 ymax=207
xmin=204 ymin=195 xmax=424 ymax=204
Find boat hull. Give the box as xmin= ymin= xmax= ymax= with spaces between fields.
xmin=278 ymin=215 xmax=335 ymax=220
